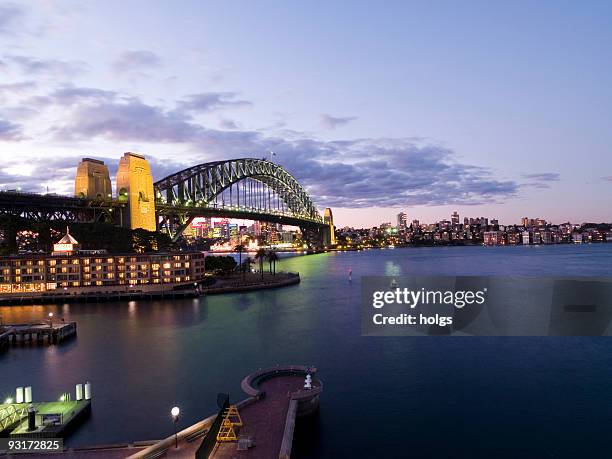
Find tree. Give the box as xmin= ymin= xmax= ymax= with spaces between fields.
xmin=204 ymin=255 xmax=237 ymax=274
xmin=255 ymin=248 xmax=267 ymax=280
xmin=267 ymin=250 xmax=279 ymax=276
xmin=242 ymin=256 xmax=254 ymax=274
xmin=234 ymin=244 xmax=246 ymax=280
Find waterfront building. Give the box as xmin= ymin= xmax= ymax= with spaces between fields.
xmin=483 ymin=231 xmax=505 ymax=246
xmin=397 ymin=212 xmax=407 ymax=230
xmin=0 ymin=231 xmax=205 ymax=294
xmin=522 ymin=231 xmax=531 ymax=245
xmin=451 ymin=211 xmax=459 ymax=227
xmin=532 ymin=232 xmax=542 ymax=244
xmin=541 ymin=231 xmax=553 ymax=244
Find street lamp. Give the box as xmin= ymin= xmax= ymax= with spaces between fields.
xmin=171 ymin=406 xmax=180 ymax=448
xmin=48 ymin=312 xmax=53 ymax=328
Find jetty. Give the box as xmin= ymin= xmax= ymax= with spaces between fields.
xmin=0 ymin=384 xmax=92 ymax=442
xmin=0 ymin=366 xmax=321 ymax=458
xmin=0 ymin=321 xmax=76 ymax=351
xmin=130 ymin=365 xmax=322 ymax=459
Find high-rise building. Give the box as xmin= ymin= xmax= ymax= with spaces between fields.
xmin=521 ymin=217 xmax=529 ymax=227
xmin=397 ymin=212 xmax=407 ymax=229
xmin=451 ymin=211 xmax=459 ymax=226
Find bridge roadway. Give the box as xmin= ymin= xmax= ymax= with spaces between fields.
xmin=0 ymin=192 xmax=323 ymax=229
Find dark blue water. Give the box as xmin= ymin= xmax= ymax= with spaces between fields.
xmin=1 ymin=245 xmax=612 ymax=458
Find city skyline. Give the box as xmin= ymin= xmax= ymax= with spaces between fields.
xmin=1 ymin=1 xmax=611 ymax=227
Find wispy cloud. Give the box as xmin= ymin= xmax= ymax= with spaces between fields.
xmin=320 ymin=114 xmax=357 ymax=129
xmin=521 ymin=172 xmax=560 ymax=189
xmin=0 ymin=80 xmax=519 ymax=208
xmin=0 ymin=118 xmax=24 ymax=141
xmin=4 ymin=54 xmax=88 ymax=77
xmin=0 ymin=2 xmax=24 ymax=35
xmin=602 ymin=176 xmax=612 ymax=182
xmin=178 ymin=92 xmax=252 ymax=113
xmin=52 ymin=98 xmax=200 ymax=143
xmin=41 ymin=94 xmax=518 ymax=207
xmin=522 ymin=172 xmax=560 ymax=181
xmin=0 ymin=81 xmax=37 ymax=93
xmin=112 ymin=50 xmax=162 ymax=75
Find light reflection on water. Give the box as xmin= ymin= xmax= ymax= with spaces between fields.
xmin=0 ymin=245 xmax=611 ymax=458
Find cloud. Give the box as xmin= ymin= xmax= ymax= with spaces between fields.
xmin=0 ymin=154 xmax=192 ymax=194
xmin=602 ymin=176 xmax=612 ymax=182
xmin=33 ymin=90 xmax=519 ymax=208
xmin=320 ymin=114 xmax=358 ymax=129
xmin=4 ymin=55 xmax=88 ymax=77
xmin=177 ymin=92 xmax=252 ymax=113
xmin=219 ymin=118 xmax=240 ymax=130
xmin=0 ymin=81 xmax=36 ymax=94
xmin=0 ymin=2 xmax=24 ymax=35
xmin=49 ymin=85 xmax=117 ymax=105
xmin=270 ymin=140 xmax=518 ymax=208
xmin=0 ymin=156 xmax=77 ymax=191
xmin=522 ymin=172 xmax=560 ymax=181
xmin=521 ymin=172 xmax=560 ymax=189
xmin=53 ymin=98 xmax=202 ymax=143
xmin=112 ymin=50 xmax=162 ymax=74
xmin=0 ymin=118 xmax=24 ymax=140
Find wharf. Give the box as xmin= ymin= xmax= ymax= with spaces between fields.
xmin=132 ymin=365 xmax=322 ymax=459
xmin=0 ymin=399 xmax=91 ymax=440
xmin=0 ymin=322 xmax=76 ymax=351
xmin=0 ymin=287 xmax=199 ymax=306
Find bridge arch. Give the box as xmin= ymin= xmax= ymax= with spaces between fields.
xmin=154 ymin=158 xmax=323 ymax=224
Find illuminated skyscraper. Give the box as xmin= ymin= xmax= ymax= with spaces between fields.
xmin=397 ymin=212 xmax=407 ymax=229
xmin=451 ymin=211 xmax=459 ymax=227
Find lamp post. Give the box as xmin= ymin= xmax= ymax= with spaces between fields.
xmin=171 ymin=406 xmax=180 ymax=448
xmin=48 ymin=312 xmax=53 ymax=328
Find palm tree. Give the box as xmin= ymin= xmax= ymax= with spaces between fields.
xmin=243 ymin=256 xmax=254 ymax=274
xmin=255 ymin=248 xmax=267 ymax=280
xmin=234 ymin=244 xmax=246 ymax=280
xmin=267 ymin=250 xmax=279 ymax=276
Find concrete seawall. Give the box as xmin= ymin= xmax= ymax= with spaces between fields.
xmin=203 ymin=273 xmax=300 ymax=295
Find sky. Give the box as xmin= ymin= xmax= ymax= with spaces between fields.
xmin=0 ymin=0 xmax=611 ymax=227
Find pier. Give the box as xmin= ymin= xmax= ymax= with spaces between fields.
xmin=0 ymin=366 xmax=321 ymax=458
xmin=130 ymin=365 xmax=322 ymax=459
xmin=0 ymin=385 xmax=92 ymax=444
xmin=0 ymin=321 xmax=76 ymax=351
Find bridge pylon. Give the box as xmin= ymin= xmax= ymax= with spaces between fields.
xmin=323 ymin=208 xmax=336 ymax=246
xmin=74 ymin=158 xmax=112 ymax=200
xmin=116 ymin=152 xmax=156 ymax=231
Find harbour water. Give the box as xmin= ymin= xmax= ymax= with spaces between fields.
xmin=1 ymin=245 xmax=612 ymax=458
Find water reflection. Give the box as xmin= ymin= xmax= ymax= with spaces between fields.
xmin=0 ymin=246 xmax=611 ymax=458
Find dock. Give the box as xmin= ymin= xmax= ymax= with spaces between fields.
xmin=0 ymin=400 xmax=92 ymax=439
xmin=0 ymin=322 xmax=77 ymax=351
xmin=0 ymin=383 xmax=93 ymax=445
xmin=130 ymin=365 xmax=322 ymax=459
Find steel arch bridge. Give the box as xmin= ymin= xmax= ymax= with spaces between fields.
xmin=154 ymin=158 xmax=325 ymax=240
